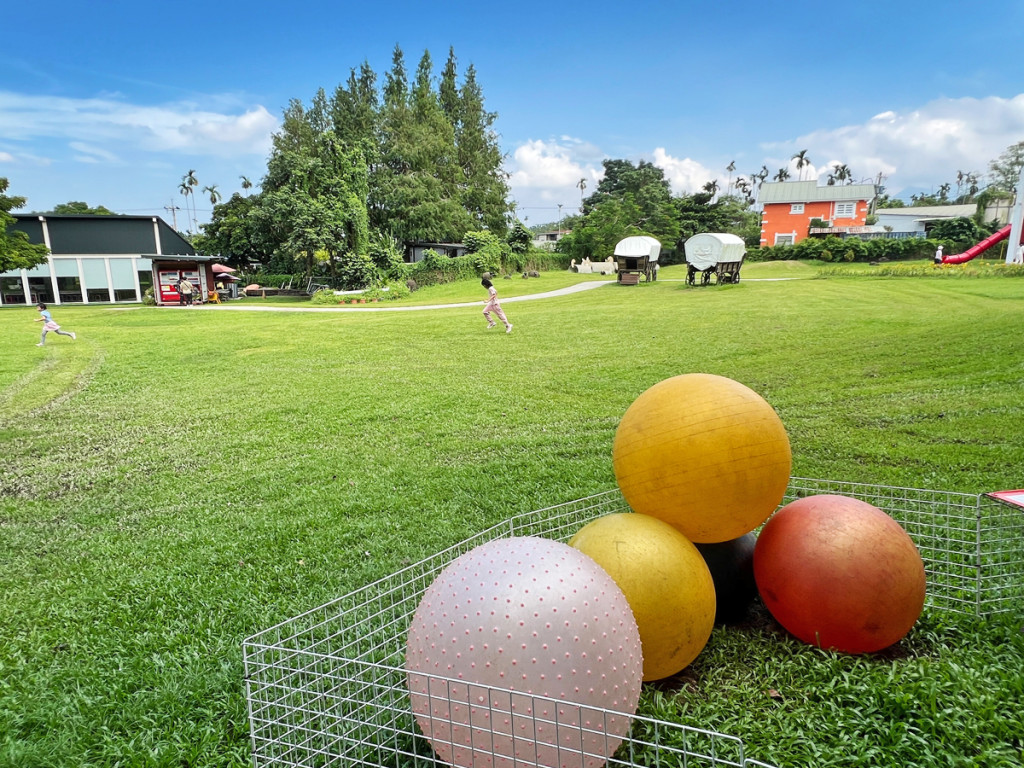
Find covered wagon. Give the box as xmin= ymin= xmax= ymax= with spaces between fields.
xmin=613 ymin=236 xmax=661 ymax=285
xmin=684 ymin=233 xmax=746 ymax=285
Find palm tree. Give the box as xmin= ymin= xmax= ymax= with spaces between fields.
xmin=702 ymin=179 xmax=719 ymax=201
xmin=178 ymin=179 xmax=193 ymax=233
xmin=239 ymin=175 xmax=253 ymax=193
xmin=184 ymin=169 xmax=199 ymax=230
xmin=834 ymin=163 xmax=852 ymax=185
xmin=938 ymin=183 xmax=951 ymax=202
xmin=203 ymin=184 xmax=222 ymax=207
xmin=576 ymin=177 xmax=587 ymax=201
xmin=792 ymin=150 xmax=810 ymax=181
xmin=726 ymin=160 xmax=736 ymax=193
xmin=774 ymin=167 xmax=791 ymax=182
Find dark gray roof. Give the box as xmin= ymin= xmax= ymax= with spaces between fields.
xmin=11 ymin=214 xmax=195 ymax=256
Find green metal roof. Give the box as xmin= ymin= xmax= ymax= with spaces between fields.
xmin=759 ymin=181 xmax=876 ymax=204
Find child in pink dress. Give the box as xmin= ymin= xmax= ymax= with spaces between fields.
xmin=481 ymin=277 xmax=512 ymax=333
xmin=34 ymin=303 xmax=77 ymax=346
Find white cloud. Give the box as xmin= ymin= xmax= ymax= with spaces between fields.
xmin=651 ymin=148 xmax=715 ymax=194
xmin=0 ymin=151 xmax=14 ymax=163
xmin=69 ymin=142 xmax=120 ymax=163
xmin=506 ymin=138 xmax=604 ymax=217
xmin=0 ymin=91 xmax=278 ymax=158
xmin=762 ymin=94 xmax=1024 ymax=193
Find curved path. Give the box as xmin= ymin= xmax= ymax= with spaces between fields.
xmin=194 ymin=280 xmax=614 ymax=313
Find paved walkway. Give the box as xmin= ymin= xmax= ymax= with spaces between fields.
xmin=196 ymin=280 xmax=615 ymax=313
xmin=162 ymin=276 xmax=800 ymax=314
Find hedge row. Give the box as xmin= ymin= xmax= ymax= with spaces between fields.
xmin=749 ymin=236 xmax=960 ymax=263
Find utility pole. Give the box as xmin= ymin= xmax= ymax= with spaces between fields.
xmin=164 ymin=202 xmax=181 ymax=231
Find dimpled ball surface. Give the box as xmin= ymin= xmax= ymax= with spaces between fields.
xmin=612 ymin=373 xmax=792 ymax=543
xmin=570 ymin=513 xmax=716 ymax=681
xmin=406 ymin=536 xmax=643 ymax=768
xmin=754 ymin=494 xmax=927 ymax=654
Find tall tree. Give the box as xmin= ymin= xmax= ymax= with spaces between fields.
xmin=178 ymin=178 xmax=194 ymax=232
xmin=792 ymin=150 xmax=810 ymax=181
xmin=332 ymin=61 xmax=379 ymax=148
xmin=438 ymin=47 xmax=460 ymax=125
xmin=774 ymin=167 xmax=791 ymax=182
xmin=382 ymin=43 xmax=409 ymax=111
xmin=203 ymin=185 xmax=222 ymax=206
xmin=1 ymin=178 xmax=50 ymax=272
xmin=377 ymin=48 xmax=471 ymax=242
xmin=455 ymin=63 xmax=510 ymax=234
xmin=988 ymin=141 xmax=1024 ymax=193
xmin=566 ymin=159 xmax=679 ymax=259
xmin=51 ymin=201 xmax=116 ymax=215
xmin=185 ymin=169 xmax=199 ymax=230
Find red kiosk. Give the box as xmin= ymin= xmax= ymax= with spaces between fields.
xmin=151 ymin=255 xmax=217 ymax=306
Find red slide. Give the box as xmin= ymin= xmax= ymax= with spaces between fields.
xmin=942 ymin=224 xmax=1018 ymax=264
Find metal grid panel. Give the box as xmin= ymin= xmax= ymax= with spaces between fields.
xmin=244 ymin=479 xmax=1024 ymax=768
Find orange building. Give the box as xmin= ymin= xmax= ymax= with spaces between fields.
xmin=759 ymin=181 xmax=876 ymax=246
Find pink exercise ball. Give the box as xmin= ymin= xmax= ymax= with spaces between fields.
xmin=754 ymin=494 xmax=926 ymax=654
xmin=406 ymin=536 xmax=643 ymax=768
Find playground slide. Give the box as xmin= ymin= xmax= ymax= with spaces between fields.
xmin=942 ymin=224 xmax=1017 ymax=264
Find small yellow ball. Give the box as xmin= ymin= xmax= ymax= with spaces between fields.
xmin=570 ymin=513 xmax=716 ymax=681
xmin=612 ymin=373 xmax=791 ymax=543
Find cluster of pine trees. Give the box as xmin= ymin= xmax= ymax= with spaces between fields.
xmin=197 ymin=45 xmax=511 ymax=284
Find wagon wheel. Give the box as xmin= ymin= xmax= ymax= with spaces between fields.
xmin=701 ymin=269 xmax=712 ymax=285
xmin=686 ymin=266 xmax=696 ymax=286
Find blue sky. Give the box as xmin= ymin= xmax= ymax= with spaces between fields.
xmin=3 ymin=0 xmax=1023 ymax=230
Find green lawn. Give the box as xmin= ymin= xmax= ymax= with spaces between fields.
xmin=2 ymin=271 xmax=1023 ymax=767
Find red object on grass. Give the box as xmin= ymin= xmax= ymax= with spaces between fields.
xmin=754 ymin=494 xmax=926 ymax=654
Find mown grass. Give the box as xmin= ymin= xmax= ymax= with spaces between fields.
xmin=1 ymin=271 xmax=1023 ymax=767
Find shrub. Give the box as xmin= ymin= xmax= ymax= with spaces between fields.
xmin=368 ymin=232 xmax=408 ymax=281
xmin=310 ymin=288 xmax=341 ymax=305
xmin=335 ymin=251 xmax=379 ymax=290
xmin=820 ymin=249 xmax=833 ymax=262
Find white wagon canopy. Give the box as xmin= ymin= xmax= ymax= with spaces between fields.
xmin=613 ymin=235 xmax=662 ymax=284
xmin=684 ymin=233 xmax=746 ymax=285
xmin=614 ymin=235 xmax=662 ymax=261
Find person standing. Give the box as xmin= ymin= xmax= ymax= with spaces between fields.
xmin=481 ymin=276 xmax=512 ymax=333
xmin=177 ymin=276 xmax=195 ymax=306
xmin=34 ymin=303 xmax=76 ymax=346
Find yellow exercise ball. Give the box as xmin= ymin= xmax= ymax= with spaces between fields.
xmin=570 ymin=512 xmax=716 ymax=681
xmin=612 ymin=373 xmax=791 ymax=543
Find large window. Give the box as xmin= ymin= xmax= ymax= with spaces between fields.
xmin=1 ymin=276 xmax=27 ymax=305
xmin=53 ymin=259 xmax=83 ymax=302
xmin=835 ymin=202 xmax=856 ymax=219
xmin=82 ymin=258 xmax=111 ymax=302
xmin=775 ymin=233 xmax=796 ymax=246
xmin=110 ymin=258 xmax=140 ymax=302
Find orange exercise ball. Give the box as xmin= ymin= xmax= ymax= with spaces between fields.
xmin=753 ymin=494 xmax=926 ymax=654
xmin=612 ymin=373 xmax=792 ymax=543
xmin=570 ymin=513 xmax=716 ymax=681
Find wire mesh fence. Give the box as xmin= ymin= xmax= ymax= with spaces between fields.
xmin=244 ymin=478 xmax=1024 ymax=768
